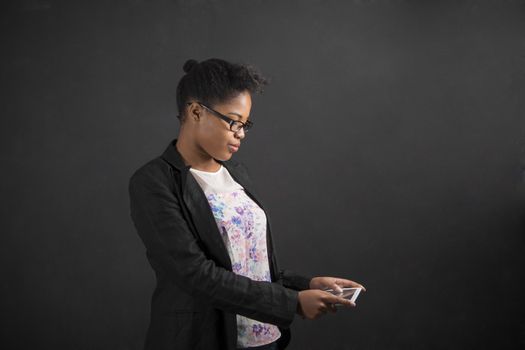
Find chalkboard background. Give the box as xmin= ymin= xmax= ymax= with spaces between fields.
xmin=2 ymin=0 xmax=524 ymax=349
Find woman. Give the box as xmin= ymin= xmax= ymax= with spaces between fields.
xmin=128 ymin=58 xmax=366 ymax=350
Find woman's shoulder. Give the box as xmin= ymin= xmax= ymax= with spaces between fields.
xmin=129 ymin=156 xmax=178 ymax=190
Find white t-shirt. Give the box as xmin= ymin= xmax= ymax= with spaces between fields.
xmin=189 ymin=165 xmax=281 ymax=347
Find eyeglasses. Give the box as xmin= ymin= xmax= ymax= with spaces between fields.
xmin=186 ymin=101 xmax=253 ymax=133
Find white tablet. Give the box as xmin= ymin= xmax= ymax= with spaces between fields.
xmin=324 ymin=287 xmax=362 ymax=304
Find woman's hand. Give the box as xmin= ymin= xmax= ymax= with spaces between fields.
xmin=309 ymin=276 xmax=367 ymax=294
xmin=296 ymin=289 xmax=355 ymax=320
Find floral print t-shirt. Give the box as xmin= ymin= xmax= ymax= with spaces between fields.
xmin=189 ymin=165 xmax=281 ymax=348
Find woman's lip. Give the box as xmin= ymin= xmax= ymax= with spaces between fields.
xmin=228 ymin=144 xmax=239 ymax=152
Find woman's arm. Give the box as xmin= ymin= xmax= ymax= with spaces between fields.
xmin=278 ymin=269 xmax=313 ymax=291
xmin=128 ymin=166 xmax=298 ymax=328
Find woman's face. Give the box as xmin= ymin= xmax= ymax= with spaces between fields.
xmin=191 ymin=90 xmax=252 ymax=161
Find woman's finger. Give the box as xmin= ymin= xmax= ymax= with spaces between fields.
xmin=336 ymin=278 xmax=366 ymax=292
xmin=330 ymin=281 xmax=343 ymax=293
xmin=319 ymin=302 xmax=337 ymax=314
xmin=335 ymin=295 xmax=356 ymax=307
xmin=328 ymin=303 xmax=338 ymax=313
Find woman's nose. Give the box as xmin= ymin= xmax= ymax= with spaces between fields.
xmin=235 ymin=127 xmax=245 ymax=139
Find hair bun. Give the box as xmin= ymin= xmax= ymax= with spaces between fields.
xmin=183 ymin=59 xmax=199 ymax=73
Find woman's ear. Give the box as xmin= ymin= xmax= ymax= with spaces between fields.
xmin=186 ymin=103 xmax=201 ymax=122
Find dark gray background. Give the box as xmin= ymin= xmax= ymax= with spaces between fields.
xmin=2 ymin=0 xmax=524 ymax=349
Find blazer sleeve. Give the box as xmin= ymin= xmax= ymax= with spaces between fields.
xmin=278 ymin=269 xmax=312 ymax=291
xmin=128 ymin=167 xmax=299 ymax=328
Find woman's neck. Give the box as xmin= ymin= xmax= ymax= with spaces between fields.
xmin=175 ymin=133 xmax=222 ymax=172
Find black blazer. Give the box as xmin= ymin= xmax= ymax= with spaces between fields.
xmin=128 ymin=138 xmax=312 ymax=350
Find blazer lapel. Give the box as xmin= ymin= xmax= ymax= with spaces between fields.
xmin=160 ymin=139 xmax=231 ymax=268
xmin=182 ymin=173 xmax=235 ymax=268
xmin=160 ymin=138 xmax=279 ymax=279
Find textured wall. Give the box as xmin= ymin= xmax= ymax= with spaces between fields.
xmin=1 ymin=0 xmax=524 ymax=349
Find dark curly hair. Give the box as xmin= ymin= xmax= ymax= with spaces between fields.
xmin=176 ymin=58 xmax=269 ymax=123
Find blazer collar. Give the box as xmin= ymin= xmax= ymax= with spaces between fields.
xmin=160 ymin=138 xmax=190 ymax=171
xmin=160 ymin=138 xmax=253 ymax=190
xmin=159 ymin=138 xmax=266 ymax=269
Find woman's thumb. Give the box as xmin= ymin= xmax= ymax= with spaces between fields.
xmin=332 ymin=282 xmax=343 ymax=294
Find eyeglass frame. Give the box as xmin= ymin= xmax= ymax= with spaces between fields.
xmin=186 ymin=101 xmax=253 ymax=133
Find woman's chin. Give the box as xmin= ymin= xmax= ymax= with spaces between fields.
xmin=214 ymin=153 xmax=233 ymax=162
